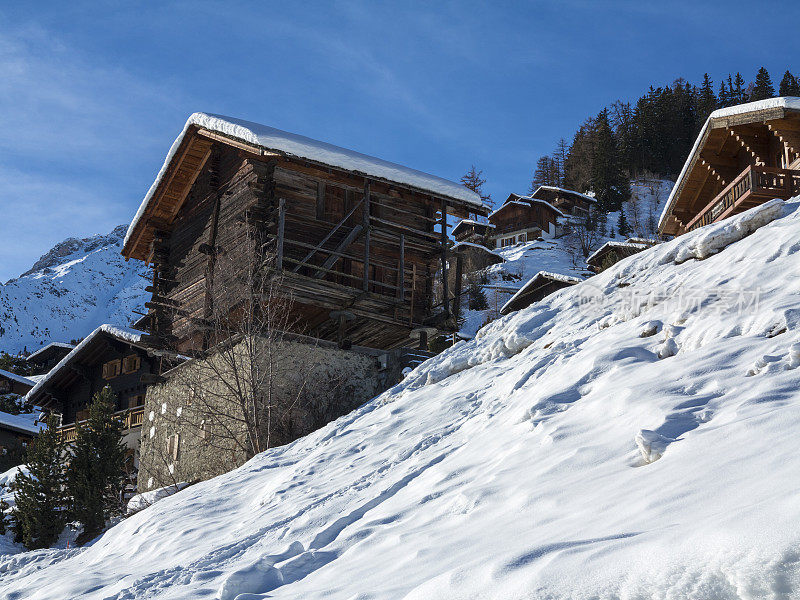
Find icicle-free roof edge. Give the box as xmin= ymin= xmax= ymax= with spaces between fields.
xmin=125 ymin=113 xmax=485 ymax=248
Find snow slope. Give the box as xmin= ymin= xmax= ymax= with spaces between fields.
xmin=3 ymin=198 xmax=800 ymax=599
xmin=0 ymin=226 xmax=148 ymax=355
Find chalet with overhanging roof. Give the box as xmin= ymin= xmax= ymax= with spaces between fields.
xmin=122 ymin=113 xmax=488 ymax=353
xmin=0 ymin=369 xmax=35 ymax=397
xmin=25 ymin=325 xmax=183 ymax=446
xmin=26 ymin=342 xmax=74 ymax=373
xmin=488 ymin=193 xmax=564 ymax=248
xmin=586 ymin=238 xmax=659 ymax=273
xmin=500 ymin=271 xmax=581 ymax=315
xmin=529 ymin=186 xmax=596 ymax=219
xmin=659 ymin=97 xmax=800 ymax=236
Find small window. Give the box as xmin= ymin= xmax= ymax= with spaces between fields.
xmin=500 ymin=237 xmax=515 ymax=248
xmin=165 ymin=433 xmax=180 ymax=461
xmin=131 ymin=394 xmax=145 ymax=407
xmin=122 ymin=355 xmax=141 ymax=374
xmin=102 ymin=359 xmax=122 ymax=380
xmin=200 ymin=420 xmax=212 ymax=441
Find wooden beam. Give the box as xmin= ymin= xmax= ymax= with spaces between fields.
xmin=398 ymin=234 xmax=405 ymax=301
xmin=440 ymin=197 xmax=449 ymax=318
xmin=314 ymin=224 xmax=364 ymax=279
xmin=363 ymin=180 xmax=371 ymax=291
xmin=277 ymin=198 xmax=286 ymax=271
xmin=293 ymin=196 xmax=364 ymax=273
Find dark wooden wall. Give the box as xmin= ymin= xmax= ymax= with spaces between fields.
xmin=150 ymin=142 xmax=459 ymax=351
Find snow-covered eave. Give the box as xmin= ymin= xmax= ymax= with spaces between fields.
xmin=125 ymin=113 xmax=486 ymax=251
xmin=586 ymin=241 xmax=649 ymax=264
xmin=25 ymin=325 xmax=146 ymax=403
xmin=26 ymin=342 xmax=75 ymax=362
xmin=500 ymin=270 xmax=582 ymax=314
xmin=531 ymin=185 xmax=597 ymax=203
xmin=452 ymin=219 xmax=496 ymax=232
xmin=658 ymin=96 xmax=800 ymax=231
xmin=0 ymin=369 xmax=34 ymax=388
xmin=489 ymin=199 xmax=565 ymax=220
xmin=0 ymin=411 xmax=41 ymax=435
xmin=451 ymin=241 xmax=504 ymax=258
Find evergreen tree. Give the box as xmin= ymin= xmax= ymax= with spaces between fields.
xmin=697 ymin=74 xmax=717 ymax=123
xmin=779 ymin=70 xmax=800 ymax=96
xmin=530 ymin=156 xmax=560 ymax=191
xmin=591 ymin=109 xmax=630 ymax=212
xmin=733 ymin=72 xmax=745 ymax=103
xmin=617 ymin=211 xmax=630 ymax=238
xmin=750 ymin=67 xmax=776 ymax=101
xmin=67 ymin=386 xmax=127 ymax=541
xmin=718 ymin=79 xmax=730 ymax=108
xmin=460 ymin=165 xmax=492 ymax=210
xmin=12 ymin=415 xmax=67 ymax=549
xmin=554 ymin=138 xmax=569 ymax=186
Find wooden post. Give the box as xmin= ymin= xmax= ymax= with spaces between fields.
xmin=397 ymin=233 xmax=405 ymax=300
xmin=418 ymin=329 xmax=428 ymax=351
xmin=453 ymin=251 xmax=463 ymax=319
xmin=409 ymin=263 xmax=417 ymax=326
xmin=277 ymin=198 xmax=286 ymax=271
xmin=363 ymin=180 xmax=371 ymax=291
xmin=440 ymin=197 xmax=449 ymax=317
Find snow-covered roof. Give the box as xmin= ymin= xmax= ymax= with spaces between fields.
xmin=0 ymin=410 xmax=40 ymax=435
xmin=26 ymin=342 xmax=75 ymax=362
xmin=125 ymin=113 xmax=485 ymax=248
xmin=26 ymin=374 xmax=47 ymax=384
xmin=453 ymin=219 xmax=495 ymax=229
xmin=451 ymin=241 xmax=504 ymax=258
xmin=586 ymin=241 xmax=650 ymax=265
xmin=0 ymin=369 xmax=34 ymax=388
xmin=531 ymin=185 xmax=597 ymax=203
xmin=500 ymin=270 xmax=582 ymax=314
xmin=489 ymin=198 xmax=565 ymax=220
xmin=26 ymin=325 xmax=146 ymax=402
xmin=658 ymin=96 xmax=800 ymax=231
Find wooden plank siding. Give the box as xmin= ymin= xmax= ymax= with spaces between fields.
xmin=137 ymin=137 xmax=479 ymax=352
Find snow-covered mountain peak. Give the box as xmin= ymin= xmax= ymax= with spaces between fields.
xmin=0 ymin=225 xmax=148 ymax=355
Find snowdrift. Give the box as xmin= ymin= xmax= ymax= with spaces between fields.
xmin=3 ymin=199 xmax=800 ymax=599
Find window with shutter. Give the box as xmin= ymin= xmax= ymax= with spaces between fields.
xmin=122 ymin=355 xmax=141 ymax=374
xmin=103 ymin=359 xmax=121 ymax=380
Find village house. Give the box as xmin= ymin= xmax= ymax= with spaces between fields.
xmin=0 ymin=411 xmax=39 ymax=469
xmin=25 ymin=342 xmax=74 ymax=374
xmin=452 ymin=219 xmax=495 ymax=244
xmin=586 ymin=238 xmax=660 ymax=273
xmin=499 ymin=271 xmax=582 ymax=315
xmin=0 ymin=369 xmax=35 ymax=397
xmin=529 ymin=185 xmax=596 ymax=219
xmin=659 ymin=97 xmax=800 ymax=236
xmin=120 ymin=112 xmax=488 ymax=489
xmin=24 ymin=325 xmax=182 ymax=454
xmin=488 ymin=193 xmax=564 ymax=248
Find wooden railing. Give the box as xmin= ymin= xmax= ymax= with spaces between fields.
xmin=686 ymin=166 xmax=800 ymax=232
xmin=58 ymin=406 xmax=145 ymax=443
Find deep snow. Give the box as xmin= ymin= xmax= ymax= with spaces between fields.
xmin=0 ymin=225 xmax=148 ymax=356
xmin=1 ymin=196 xmax=799 ymax=599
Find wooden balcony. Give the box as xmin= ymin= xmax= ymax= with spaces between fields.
xmin=58 ymin=406 xmax=145 ymax=443
xmin=686 ymin=166 xmax=800 ymax=232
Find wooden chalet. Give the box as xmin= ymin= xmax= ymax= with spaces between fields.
xmin=659 ymin=97 xmax=800 ymax=236
xmin=586 ymin=238 xmax=658 ymax=273
xmin=488 ymin=193 xmax=564 ymax=248
xmin=25 ymin=325 xmax=182 ymax=444
xmin=0 ymin=411 xmax=39 ymax=455
xmin=122 ymin=113 xmax=488 ymax=352
xmin=529 ymin=186 xmax=596 ymax=218
xmin=26 ymin=342 xmax=75 ymax=373
xmin=452 ymin=219 xmax=494 ymax=243
xmin=0 ymin=369 xmax=35 ymax=397
xmin=500 ymin=271 xmax=582 ymax=315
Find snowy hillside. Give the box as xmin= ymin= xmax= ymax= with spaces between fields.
xmin=460 ymin=179 xmax=672 ymax=337
xmin=0 ymin=226 xmax=148 ymax=356
xmin=3 ymin=197 xmax=800 ymax=599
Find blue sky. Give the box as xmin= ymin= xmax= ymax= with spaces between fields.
xmin=1 ymin=1 xmax=798 ymax=282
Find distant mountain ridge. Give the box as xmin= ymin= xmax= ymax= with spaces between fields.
xmin=0 ymin=226 xmax=149 ymax=356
